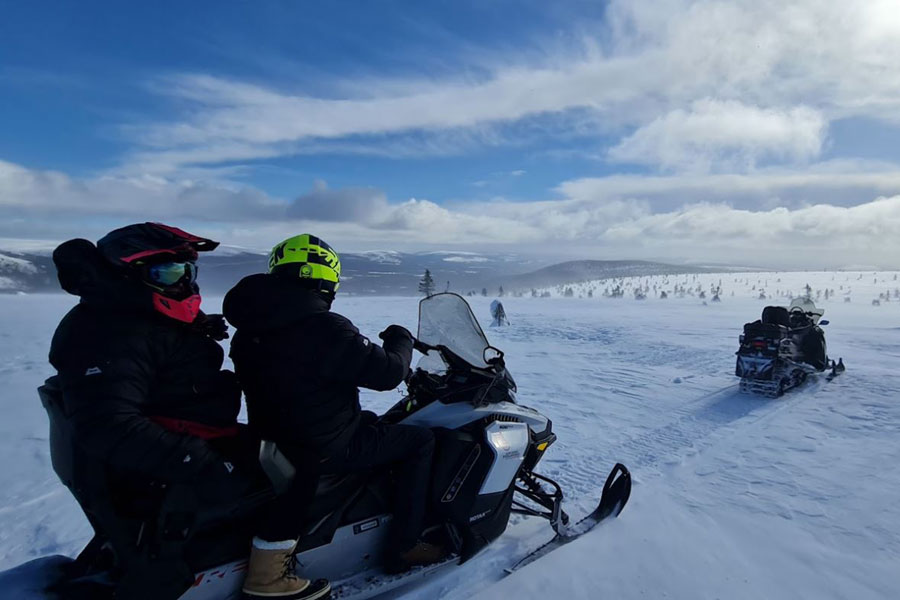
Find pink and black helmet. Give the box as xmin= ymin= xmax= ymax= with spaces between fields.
xmin=97 ymin=223 xmax=219 ymax=323
xmin=97 ymin=222 xmax=219 ymax=267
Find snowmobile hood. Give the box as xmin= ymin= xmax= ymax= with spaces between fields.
xmin=53 ymin=238 xmax=154 ymax=313
xmin=223 ymin=273 xmax=331 ymax=333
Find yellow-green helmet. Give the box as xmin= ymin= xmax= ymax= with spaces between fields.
xmin=268 ymin=234 xmax=341 ymax=293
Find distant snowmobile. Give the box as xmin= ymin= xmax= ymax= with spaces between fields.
xmin=29 ymin=293 xmax=630 ymax=600
xmin=735 ymin=298 xmax=844 ymax=397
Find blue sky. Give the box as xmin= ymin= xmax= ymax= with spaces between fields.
xmin=2 ymin=0 xmax=900 ymax=268
xmin=0 ymin=0 xmax=609 ymax=197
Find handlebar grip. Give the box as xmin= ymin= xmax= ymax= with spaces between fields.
xmin=413 ymin=339 xmax=434 ymax=353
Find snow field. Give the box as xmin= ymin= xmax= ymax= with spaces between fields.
xmin=0 ymin=270 xmax=899 ymax=599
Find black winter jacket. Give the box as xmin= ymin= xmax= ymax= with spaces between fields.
xmin=49 ymin=239 xmax=242 ymax=483
xmin=223 ymin=274 xmax=413 ymax=462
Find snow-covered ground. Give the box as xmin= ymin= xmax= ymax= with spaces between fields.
xmin=1 ymin=271 xmax=899 ymax=599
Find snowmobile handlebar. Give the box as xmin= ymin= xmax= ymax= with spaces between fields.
xmin=412 ymin=338 xmax=437 ymax=354
xmin=413 ymin=338 xmax=510 ymax=382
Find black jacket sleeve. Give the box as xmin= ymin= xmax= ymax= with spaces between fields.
xmin=54 ymin=334 xmax=220 ymax=483
xmin=318 ymin=314 xmax=413 ymax=391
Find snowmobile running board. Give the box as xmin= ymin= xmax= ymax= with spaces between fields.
xmin=506 ymin=463 xmax=632 ymax=574
xmin=330 ymin=555 xmax=461 ymax=600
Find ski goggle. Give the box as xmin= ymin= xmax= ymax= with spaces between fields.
xmin=146 ymin=261 xmax=198 ymax=287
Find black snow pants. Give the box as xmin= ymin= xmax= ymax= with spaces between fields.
xmin=199 ymin=432 xmax=310 ymax=544
xmin=320 ymin=412 xmax=435 ymax=553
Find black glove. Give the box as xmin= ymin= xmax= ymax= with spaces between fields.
xmin=193 ymin=313 xmax=229 ymax=340
xmin=378 ymin=324 xmax=413 ymax=344
xmin=194 ymin=457 xmax=247 ymax=504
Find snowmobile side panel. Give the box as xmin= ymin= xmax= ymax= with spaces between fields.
xmin=293 ymin=516 xmax=393 ymax=582
xmin=461 ymin=487 xmax=516 ymax=562
xmin=427 ymin=428 xmax=518 ymax=558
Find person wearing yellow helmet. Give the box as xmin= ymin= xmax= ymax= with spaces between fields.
xmin=267 ymin=233 xmax=342 ymax=296
xmin=224 ymin=234 xmax=443 ymax=596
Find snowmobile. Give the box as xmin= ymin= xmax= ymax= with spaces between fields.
xmin=31 ymin=292 xmax=631 ymax=600
xmin=735 ymin=298 xmax=844 ymax=397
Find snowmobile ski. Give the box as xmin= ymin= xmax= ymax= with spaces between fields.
xmin=825 ymin=358 xmax=846 ymax=382
xmin=505 ymin=463 xmax=632 ymax=574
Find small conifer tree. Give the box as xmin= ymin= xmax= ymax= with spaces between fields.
xmin=418 ymin=269 xmax=435 ymax=297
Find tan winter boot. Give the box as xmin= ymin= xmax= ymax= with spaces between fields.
xmin=242 ymin=538 xmax=331 ymax=599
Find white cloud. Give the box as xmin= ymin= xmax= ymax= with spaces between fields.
xmin=7 ymin=0 xmax=900 ymax=269
xmin=373 ymin=199 xmax=539 ymax=243
xmin=555 ymin=165 xmax=900 ymax=210
xmin=2 ymin=158 xmax=899 ymax=268
xmin=608 ymin=100 xmax=827 ymax=172
xmin=0 ymin=159 xmax=283 ymax=221
xmin=118 ymin=0 xmax=900 ymax=173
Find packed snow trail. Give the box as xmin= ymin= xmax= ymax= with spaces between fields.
xmin=477 ymin=364 xmax=900 ymax=600
xmin=1 ymin=270 xmax=899 ymax=599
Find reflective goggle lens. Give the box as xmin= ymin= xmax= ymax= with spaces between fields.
xmin=147 ymin=262 xmax=197 ymax=286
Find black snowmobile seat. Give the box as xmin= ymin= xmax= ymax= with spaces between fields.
xmin=761 ymin=306 xmax=791 ymax=328
xmin=742 ymin=321 xmax=788 ymax=343
xmin=259 ymin=440 xmax=376 ymax=532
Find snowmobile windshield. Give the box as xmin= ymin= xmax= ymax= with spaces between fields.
xmin=417 ymin=293 xmax=491 ymax=372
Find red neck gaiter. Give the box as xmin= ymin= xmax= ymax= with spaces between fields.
xmin=152 ymin=292 xmax=202 ymax=323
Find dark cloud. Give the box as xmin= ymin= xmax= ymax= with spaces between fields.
xmin=286 ymin=181 xmax=388 ymax=223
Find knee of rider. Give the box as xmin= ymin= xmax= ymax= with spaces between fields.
xmin=417 ymin=428 xmax=435 ymax=452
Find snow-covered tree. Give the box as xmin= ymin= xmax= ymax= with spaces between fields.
xmin=418 ymin=269 xmax=435 ymax=297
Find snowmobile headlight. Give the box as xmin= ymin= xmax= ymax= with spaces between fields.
xmin=488 ymin=430 xmax=511 ymax=451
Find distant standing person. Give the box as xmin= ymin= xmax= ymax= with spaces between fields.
xmin=490 ymin=299 xmax=509 ymax=326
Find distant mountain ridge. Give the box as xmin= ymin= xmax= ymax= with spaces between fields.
xmin=497 ymin=260 xmax=714 ymax=292
xmin=0 ymin=252 xmax=55 ymax=293
xmin=0 ymin=244 xmax=721 ymax=296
